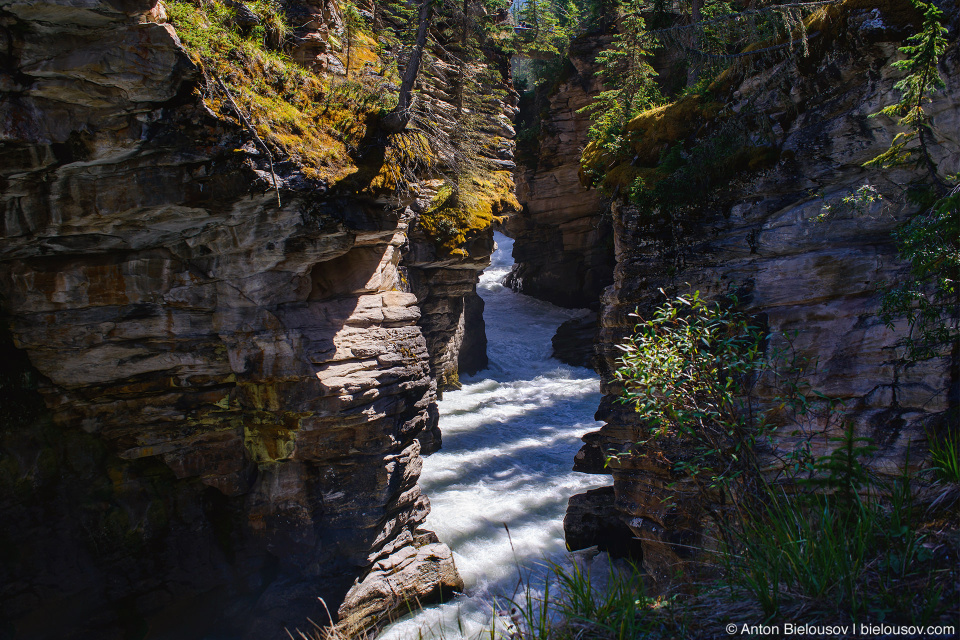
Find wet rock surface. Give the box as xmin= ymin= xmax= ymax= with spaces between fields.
xmin=551 ymin=312 xmax=599 ymax=371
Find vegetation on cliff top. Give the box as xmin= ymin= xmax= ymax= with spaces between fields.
xmin=166 ymin=0 xmax=389 ymax=185
xmin=576 ymin=0 xmax=927 ymax=204
xmin=164 ymin=0 xmax=519 ymax=254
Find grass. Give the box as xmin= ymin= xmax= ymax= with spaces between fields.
xmin=484 ymin=425 xmax=959 ymax=640
xmin=491 ymin=483 xmax=957 ymax=640
xmin=928 ymin=428 xmax=960 ymax=483
xmin=288 ymin=468 xmax=957 ymax=640
xmin=164 ymin=0 xmax=391 ymax=185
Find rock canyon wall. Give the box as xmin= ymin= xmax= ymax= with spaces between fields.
xmin=526 ymin=2 xmax=960 ymax=582
xmin=0 ymin=0 xmax=515 ymax=637
xmin=506 ymin=35 xmax=616 ymax=312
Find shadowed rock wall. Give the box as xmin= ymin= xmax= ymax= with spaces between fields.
xmin=0 ymin=0 xmax=513 ymax=636
xmin=507 ymin=35 xmax=616 ymax=310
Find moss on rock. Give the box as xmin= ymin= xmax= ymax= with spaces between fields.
xmin=165 ymin=0 xmax=389 ymax=185
xmin=419 ymin=170 xmax=518 ymax=257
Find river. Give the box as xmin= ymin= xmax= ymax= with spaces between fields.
xmin=379 ymin=232 xmax=611 ymax=639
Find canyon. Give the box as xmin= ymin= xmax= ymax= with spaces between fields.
xmin=0 ymin=0 xmax=958 ymax=637
xmin=509 ymin=0 xmax=960 ymax=584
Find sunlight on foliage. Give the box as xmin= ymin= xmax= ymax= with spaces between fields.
xmin=165 ymin=0 xmax=389 ymax=184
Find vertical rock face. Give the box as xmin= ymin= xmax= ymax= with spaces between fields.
xmin=565 ymin=7 xmax=959 ymax=582
xmin=406 ymin=232 xmax=495 ymax=398
xmin=507 ymin=35 xmax=616 ymax=310
xmin=0 ymin=0 xmax=513 ymax=637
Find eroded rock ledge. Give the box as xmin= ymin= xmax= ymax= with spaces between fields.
xmin=0 ymin=0 xmax=514 ymax=636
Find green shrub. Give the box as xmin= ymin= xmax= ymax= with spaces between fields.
xmin=612 ymin=290 xmax=769 ymax=492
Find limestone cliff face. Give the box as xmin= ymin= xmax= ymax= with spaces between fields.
xmin=565 ymin=5 xmax=959 ymax=582
xmin=507 ymin=35 xmax=616 ymax=310
xmin=0 ymin=0 xmax=512 ymax=637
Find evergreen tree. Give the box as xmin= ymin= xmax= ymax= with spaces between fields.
xmin=864 ymin=0 xmax=949 ymax=189
xmin=579 ymin=0 xmax=662 ymax=155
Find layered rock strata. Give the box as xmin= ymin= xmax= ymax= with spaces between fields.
xmin=403 ymin=52 xmax=519 ymax=437
xmin=0 ymin=0 xmax=513 ymax=637
xmin=507 ymin=35 xmax=616 ymax=310
xmin=566 ymin=5 xmax=960 ymax=581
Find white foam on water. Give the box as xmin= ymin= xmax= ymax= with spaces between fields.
xmin=378 ymin=233 xmax=611 ymax=640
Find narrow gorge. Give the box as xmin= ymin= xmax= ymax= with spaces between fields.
xmin=1 ymin=0 xmax=957 ymax=638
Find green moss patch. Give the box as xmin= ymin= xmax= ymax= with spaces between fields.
xmin=580 ymin=0 xmax=916 ymax=209
xmin=165 ymin=0 xmax=390 ymax=184
xmin=419 ymin=171 xmax=519 ymax=257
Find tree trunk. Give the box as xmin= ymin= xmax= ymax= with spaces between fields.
xmin=381 ymin=0 xmax=433 ymax=133
xmin=687 ymin=0 xmax=703 ymax=86
xmin=456 ymin=0 xmax=472 ymax=115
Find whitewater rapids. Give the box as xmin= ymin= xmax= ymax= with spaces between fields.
xmin=379 ymin=232 xmax=610 ymax=639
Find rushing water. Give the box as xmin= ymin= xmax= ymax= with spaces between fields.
xmin=380 ymin=232 xmax=611 ymax=639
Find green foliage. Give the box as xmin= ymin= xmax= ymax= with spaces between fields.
xmin=496 ymin=557 xmax=660 ymax=640
xmin=864 ymin=0 xmax=948 ymax=179
xmin=724 ymin=434 xmax=948 ymax=623
xmin=817 ymin=183 xmax=883 ymax=221
xmin=613 ymin=290 xmax=769 ymax=489
xmin=579 ymin=0 xmax=663 ymax=157
xmin=818 ymin=4 xmax=956 ymax=367
xmin=166 ymin=0 xmax=388 ymax=183
xmin=513 ymin=0 xmax=581 ymax=57
xmin=727 ymin=486 xmax=878 ymax=618
xmin=508 ymin=0 xmax=615 ymax=60
xmin=801 ymin=425 xmax=878 ymax=512
xmin=858 ymin=0 xmax=956 ymax=363
xmin=927 ymin=428 xmax=960 ymax=483
xmin=578 ymin=0 xmax=831 ymax=206
xmin=611 ymin=289 xmax=952 ymax=626
xmin=881 ymin=188 xmax=960 ymax=361
xmin=725 ymin=480 xmax=943 ymax=621
xmin=551 ymin=559 xmax=649 ymax=639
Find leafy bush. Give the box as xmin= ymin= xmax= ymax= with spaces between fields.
xmin=613 ymin=290 xmax=769 ymax=491
xmin=610 ymin=292 xmax=953 ymax=628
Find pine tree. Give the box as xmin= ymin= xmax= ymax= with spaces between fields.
xmin=578 ymin=0 xmax=662 ymax=156
xmin=864 ymin=0 xmax=949 ymax=189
